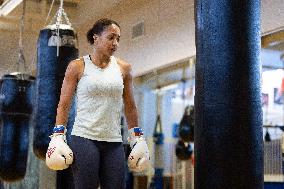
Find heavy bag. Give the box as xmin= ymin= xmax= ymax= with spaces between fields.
xmin=151 ymin=124 xmax=164 ymax=189
xmin=153 ymin=115 xmax=164 ymax=145
xmin=175 ymin=139 xmax=192 ymax=160
xmin=33 ymin=26 xmax=78 ymax=160
xmin=179 ymin=105 xmax=194 ymax=142
xmin=149 ymin=168 xmax=163 ymax=189
xmin=0 ymin=73 xmax=35 ymax=181
xmin=172 ymin=123 xmax=179 ymax=138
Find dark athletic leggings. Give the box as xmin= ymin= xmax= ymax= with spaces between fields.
xmin=70 ymin=135 xmax=125 ymax=189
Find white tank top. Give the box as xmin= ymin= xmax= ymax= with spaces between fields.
xmin=71 ymin=55 xmax=124 ymax=142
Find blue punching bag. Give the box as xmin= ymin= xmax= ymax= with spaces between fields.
xmin=0 ymin=73 xmax=35 ymax=181
xmin=149 ymin=115 xmax=164 ymax=189
xmin=33 ymin=26 xmax=78 ymax=160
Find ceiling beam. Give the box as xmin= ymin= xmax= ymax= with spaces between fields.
xmin=262 ymin=29 xmax=284 ymax=48
xmin=46 ymin=0 xmax=80 ymax=7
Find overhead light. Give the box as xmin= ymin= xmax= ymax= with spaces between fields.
xmin=0 ymin=0 xmax=23 ymax=16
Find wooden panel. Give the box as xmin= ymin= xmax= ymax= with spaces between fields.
xmin=134 ymin=175 xmax=148 ymax=189
xmin=163 ymin=176 xmax=174 ymax=189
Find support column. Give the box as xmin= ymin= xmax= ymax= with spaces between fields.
xmin=194 ymin=1 xmax=263 ymax=188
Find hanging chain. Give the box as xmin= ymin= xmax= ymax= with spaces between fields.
xmin=49 ymin=0 xmax=71 ymax=27
xmin=17 ymin=0 xmax=27 ymax=75
xmin=45 ymin=0 xmax=56 ymax=26
xmin=154 ymin=70 xmax=162 ymax=116
xmin=6 ymin=0 xmax=28 ymax=77
xmin=62 ymin=10 xmax=71 ymax=26
xmin=181 ymin=67 xmax=186 ymax=102
xmin=50 ymin=0 xmax=73 ymax=56
xmin=30 ymin=0 xmax=56 ymax=73
xmin=55 ymin=4 xmax=63 ymax=56
xmin=154 ymin=70 xmax=163 ymax=133
xmin=56 ymin=0 xmax=64 ymax=27
xmin=30 ymin=0 xmax=74 ymax=72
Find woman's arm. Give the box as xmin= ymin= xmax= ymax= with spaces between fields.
xmin=118 ymin=59 xmax=150 ymax=172
xmin=55 ymin=59 xmax=83 ymax=126
xmin=118 ymin=59 xmax=138 ymax=130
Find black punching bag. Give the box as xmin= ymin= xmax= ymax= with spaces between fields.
xmin=175 ymin=139 xmax=193 ymax=160
xmin=0 ymin=73 xmax=35 ymax=181
xmin=179 ymin=105 xmax=194 ymax=142
xmin=33 ymin=26 xmax=78 ymax=160
xmin=195 ymin=1 xmax=262 ymax=188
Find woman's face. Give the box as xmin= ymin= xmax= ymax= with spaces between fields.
xmin=94 ymin=24 xmax=121 ymax=57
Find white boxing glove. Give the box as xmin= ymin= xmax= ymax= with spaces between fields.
xmin=46 ymin=125 xmax=73 ymax=170
xmin=128 ymin=127 xmax=150 ymax=172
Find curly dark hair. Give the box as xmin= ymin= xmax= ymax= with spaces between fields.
xmin=86 ymin=18 xmax=120 ymax=44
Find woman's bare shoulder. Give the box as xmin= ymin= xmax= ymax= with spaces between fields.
xmin=116 ymin=57 xmax=132 ymax=76
xmin=66 ymin=57 xmax=85 ymax=80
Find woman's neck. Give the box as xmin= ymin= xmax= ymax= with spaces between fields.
xmin=90 ymin=51 xmax=111 ymax=66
